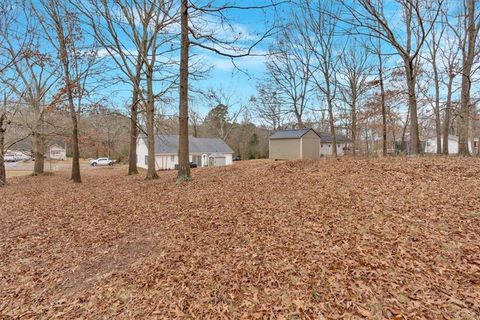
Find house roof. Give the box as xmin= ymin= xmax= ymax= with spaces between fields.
xmin=319 ymin=132 xmax=352 ymax=143
xmin=49 ymin=143 xmax=65 ymax=150
xmin=270 ymin=128 xmax=318 ymax=140
xmin=141 ymin=135 xmax=234 ymax=154
xmin=9 ymin=139 xmax=32 ymax=151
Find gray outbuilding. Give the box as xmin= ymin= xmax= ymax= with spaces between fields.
xmin=269 ymin=128 xmax=320 ymax=160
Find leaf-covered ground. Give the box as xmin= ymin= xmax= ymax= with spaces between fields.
xmin=1 ymin=157 xmax=479 ymax=319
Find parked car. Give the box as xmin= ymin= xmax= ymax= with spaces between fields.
xmin=89 ymin=157 xmax=115 ymax=166
xmin=232 ymin=156 xmax=241 ymax=161
xmin=4 ymin=154 xmax=18 ymax=162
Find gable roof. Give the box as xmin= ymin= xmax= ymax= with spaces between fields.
xmin=319 ymin=132 xmax=351 ymax=143
xmin=270 ymin=128 xmax=319 ymax=140
xmin=141 ymin=135 xmax=234 ymax=154
xmin=49 ymin=143 xmax=65 ymax=150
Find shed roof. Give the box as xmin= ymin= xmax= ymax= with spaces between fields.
xmin=141 ymin=135 xmax=234 ymax=154
xmin=269 ymin=128 xmax=319 ymax=140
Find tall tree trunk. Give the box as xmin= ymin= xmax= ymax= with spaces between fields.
xmin=443 ymin=74 xmax=454 ymax=155
xmin=295 ymin=112 xmax=304 ymax=129
xmin=459 ymin=0 xmax=476 ymax=156
xmin=70 ymin=105 xmax=81 ymax=182
xmin=177 ymin=0 xmax=191 ymax=182
xmin=145 ymin=64 xmax=158 ymax=180
xmin=378 ymin=47 xmax=387 ymax=156
xmin=0 ymin=117 xmax=5 ymax=187
xmin=54 ymin=10 xmax=81 ymax=182
xmin=128 ymin=79 xmax=140 ymax=175
xmin=405 ymin=59 xmax=420 ymax=155
xmin=328 ymin=102 xmax=337 ymax=157
xmin=33 ymin=131 xmax=45 ymax=175
xmin=351 ymin=98 xmax=357 ymax=156
xmin=401 ymin=106 xmax=410 ymax=153
xmin=32 ymin=102 xmax=44 ymax=175
xmin=364 ymin=124 xmax=369 ymax=156
xmin=433 ymin=58 xmax=442 ymax=154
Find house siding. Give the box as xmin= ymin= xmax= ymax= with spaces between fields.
xmin=137 ymin=137 xmax=233 ymax=170
xmin=136 ymin=138 xmax=149 ymax=169
xmin=269 ymin=138 xmax=301 ymax=160
xmin=424 ymin=136 xmax=472 ymax=154
xmin=320 ymin=142 xmax=346 ymax=156
xmin=301 ymin=130 xmax=320 ymax=159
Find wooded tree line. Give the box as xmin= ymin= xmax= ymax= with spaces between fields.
xmin=1 ymin=0 xmax=480 ymax=187
xmin=0 ymin=0 xmax=277 ymax=186
xmin=256 ymin=0 xmax=480 ymax=157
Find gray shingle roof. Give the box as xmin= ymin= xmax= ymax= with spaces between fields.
xmin=270 ymin=128 xmax=318 ymax=140
xmin=319 ymin=132 xmax=351 ymax=143
xmin=141 ymin=135 xmax=234 ymax=154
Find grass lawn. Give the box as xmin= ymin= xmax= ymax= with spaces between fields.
xmin=0 ymin=158 xmax=479 ymax=318
xmin=5 ymin=170 xmax=32 ymax=178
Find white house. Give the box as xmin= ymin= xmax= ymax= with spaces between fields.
xmin=424 ymin=135 xmax=473 ymax=154
xmin=137 ymin=135 xmax=234 ymax=170
xmin=318 ymin=132 xmax=351 ymax=156
xmin=48 ymin=143 xmax=67 ymax=160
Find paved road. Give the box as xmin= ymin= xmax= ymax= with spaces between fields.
xmin=5 ymin=160 xmax=97 ymax=171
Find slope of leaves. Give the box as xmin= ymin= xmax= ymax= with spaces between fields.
xmin=0 ymin=157 xmax=479 ymax=319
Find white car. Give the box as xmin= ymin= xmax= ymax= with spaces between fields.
xmin=4 ymin=154 xmax=18 ymax=162
xmin=89 ymin=157 xmax=115 ymax=166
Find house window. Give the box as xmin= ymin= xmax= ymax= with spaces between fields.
xmin=170 ymin=155 xmax=175 ymax=161
xmin=145 ymin=155 xmax=148 ymax=165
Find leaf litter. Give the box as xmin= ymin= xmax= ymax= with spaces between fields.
xmin=0 ymin=157 xmax=479 ymax=319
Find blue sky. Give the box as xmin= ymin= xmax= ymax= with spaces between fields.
xmin=84 ymin=0 xmax=285 ymax=118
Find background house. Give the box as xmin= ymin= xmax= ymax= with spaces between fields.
xmin=424 ymin=135 xmax=473 ymax=154
xmin=48 ymin=143 xmax=67 ymax=160
xmin=137 ymin=135 xmax=234 ymax=170
xmin=319 ymin=132 xmax=351 ymax=156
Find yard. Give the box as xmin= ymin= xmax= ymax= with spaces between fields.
xmin=0 ymin=157 xmax=479 ymax=318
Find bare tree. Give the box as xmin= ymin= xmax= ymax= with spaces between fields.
xmin=376 ymin=37 xmax=388 ymax=156
xmin=251 ymin=82 xmax=284 ymax=131
xmin=457 ymin=0 xmax=480 ymax=156
xmin=77 ymin=0 xmax=149 ymax=176
xmin=340 ymin=0 xmax=443 ymax=155
xmin=424 ymin=13 xmax=446 ymax=154
xmin=177 ymin=0 xmax=282 ymax=182
xmin=339 ymin=45 xmax=372 ymax=155
xmin=440 ymin=11 xmax=461 ymax=154
xmin=0 ymin=94 xmax=21 ymax=186
xmin=3 ymin=33 xmax=60 ymax=176
xmin=36 ymin=0 xmax=101 ymax=182
xmin=266 ymin=29 xmax=313 ymax=128
xmin=296 ymin=0 xmax=342 ymax=157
